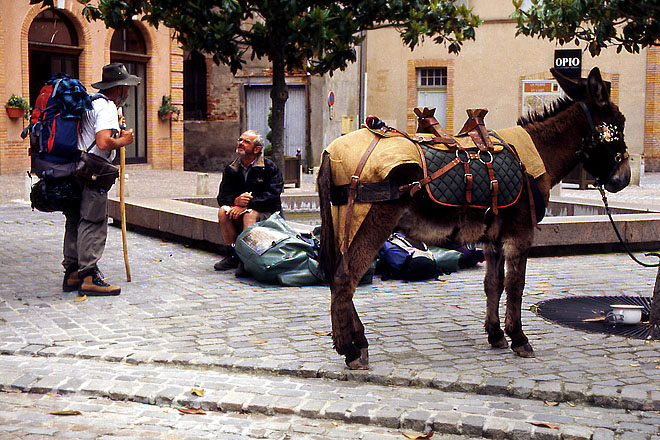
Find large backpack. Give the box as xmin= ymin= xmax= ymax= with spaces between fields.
xmin=21 ymin=73 xmax=95 ymax=165
xmin=376 ymin=232 xmax=439 ymax=281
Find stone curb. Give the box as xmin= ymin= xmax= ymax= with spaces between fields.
xmin=2 ymin=354 xmax=648 ymax=440
xmin=2 ymin=342 xmax=658 ymax=414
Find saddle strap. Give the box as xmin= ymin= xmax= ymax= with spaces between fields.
xmin=463 ymin=158 xmax=472 ymax=210
xmin=407 ymin=154 xmax=462 ymax=196
xmin=486 ymin=161 xmax=499 ymax=215
xmin=489 ymin=130 xmax=538 ymax=225
xmin=342 ymin=135 xmax=381 ymax=268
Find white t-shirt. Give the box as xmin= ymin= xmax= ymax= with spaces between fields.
xmin=77 ymin=95 xmax=120 ymax=162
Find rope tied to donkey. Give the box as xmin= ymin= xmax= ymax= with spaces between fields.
xmin=598 ymin=186 xmax=660 ymax=267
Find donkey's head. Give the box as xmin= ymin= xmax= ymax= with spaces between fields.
xmin=551 ymin=67 xmax=630 ymax=193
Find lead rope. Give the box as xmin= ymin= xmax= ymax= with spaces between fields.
xmin=598 ymin=186 xmax=660 ymax=267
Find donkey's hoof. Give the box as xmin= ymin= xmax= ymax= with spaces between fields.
xmin=490 ymin=337 xmax=508 ymax=349
xmin=512 ymin=343 xmax=535 ymax=358
xmin=347 ymin=348 xmax=370 ymax=370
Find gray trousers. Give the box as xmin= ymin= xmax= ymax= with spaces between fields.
xmin=62 ymin=183 xmax=108 ymax=277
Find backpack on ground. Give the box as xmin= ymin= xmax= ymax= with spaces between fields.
xmin=234 ymin=212 xmax=325 ymax=286
xmin=376 ymin=232 xmax=438 ymax=281
xmin=21 ymin=73 xmax=95 ymax=166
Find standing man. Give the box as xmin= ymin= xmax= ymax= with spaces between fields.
xmin=214 ymin=130 xmax=284 ymax=274
xmin=62 ymin=63 xmax=141 ymax=296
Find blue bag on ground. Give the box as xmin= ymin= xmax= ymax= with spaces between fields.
xmin=376 ymin=232 xmax=464 ymax=280
xmin=235 ymin=213 xmax=324 ymax=286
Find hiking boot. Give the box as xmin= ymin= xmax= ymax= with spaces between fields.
xmin=78 ymin=270 xmax=121 ymax=297
xmin=235 ymin=262 xmax=250 ymax=278
xmin=62 ymin=268 xmax=80 ymax=292
xmin=214 ymin=254 xmax=239 ymax=271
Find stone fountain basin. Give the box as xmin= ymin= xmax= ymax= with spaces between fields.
xmin=107 ymin=194 xmax=660 ymax=256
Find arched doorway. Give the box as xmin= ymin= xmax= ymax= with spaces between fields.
xmin=111 ymin=25 xmax=149 ymax=164
xmin=28 ymin=9 xmax=81 ymax=107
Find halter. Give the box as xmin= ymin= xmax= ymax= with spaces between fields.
xmin=576 ymin=101 xmax=628 ymax=187
xmin=578 ymin=102 xmax=658 ymax=267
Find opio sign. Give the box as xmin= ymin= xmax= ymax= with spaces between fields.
xmin=554 ymin=49 xmax=581 ymax=78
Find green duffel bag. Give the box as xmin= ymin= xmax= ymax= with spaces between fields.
xmin=428 ymin=246 xmax=463 ymax=275
xmin=235 ymin=212 xmax=324 ymax=287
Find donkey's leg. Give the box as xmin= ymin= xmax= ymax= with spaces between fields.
xmin=331 ymin=202 xmax=405 ymax=369
xmin=503 ymin=246 xmax=534 ymax=358
xmin=483 ymin=242 xmax=507 ymax=349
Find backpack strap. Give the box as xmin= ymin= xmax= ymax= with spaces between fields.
xmin=84 ymin=93 xmax=115 ymax=153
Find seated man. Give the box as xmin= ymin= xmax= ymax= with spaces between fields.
xmin=214 ymin=130 xmax=284 ymax=274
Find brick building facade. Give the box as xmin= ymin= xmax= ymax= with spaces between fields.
xmin=0 ymin=1 xmax=183 ymax=175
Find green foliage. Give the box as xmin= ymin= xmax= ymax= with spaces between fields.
xmin=512 ymin=0 xmax=660 ymax=56
xmin=158 ymin=95 xmax=180 ymax=121
xmin=6 ymin=94 xmax=30 ymax=119
xmin=79 ymin=0 xmax=482 ymax=76
xmin=77 ymin=0 xmax=481 ymax=167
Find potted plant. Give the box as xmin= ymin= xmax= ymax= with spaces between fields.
xmin=158 ymin=95 xmax=180 ymax=121
xmin=5 ymin=94 xmax=30 ymax=120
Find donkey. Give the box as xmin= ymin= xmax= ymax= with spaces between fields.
xmin=318 ymin=67 xmax=631 ymax=369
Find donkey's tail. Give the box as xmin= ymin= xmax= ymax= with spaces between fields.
xmin=318 ymin=151 xmax=338 ymax=283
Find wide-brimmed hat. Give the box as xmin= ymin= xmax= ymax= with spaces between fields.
xmin=91 ymin=63 xmax=141 ymax=90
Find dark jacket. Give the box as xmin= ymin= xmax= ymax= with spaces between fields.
xmin=217 ymin=152 xmax=283 ymax=214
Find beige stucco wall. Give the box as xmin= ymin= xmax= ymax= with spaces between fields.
xmin=0 ymin=1 xmax=183 ymax=174
xmin=364 ymin=1 xmax=648 ymax=171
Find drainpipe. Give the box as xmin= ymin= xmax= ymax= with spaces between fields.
xmin=305 ymin=73 xmax=312 ymax=172
xmin=358 ymin=31 xmax=366 ymax=127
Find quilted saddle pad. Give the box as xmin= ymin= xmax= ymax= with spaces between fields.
xmin=420 ymin=143 xmax=524 ymax=209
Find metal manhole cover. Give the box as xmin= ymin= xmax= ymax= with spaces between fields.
xmin=533 ymin=296 xmax=660 ymax=340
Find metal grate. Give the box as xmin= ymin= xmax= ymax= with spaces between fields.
xmin=533 ymin=296 xmax=660 ymax=340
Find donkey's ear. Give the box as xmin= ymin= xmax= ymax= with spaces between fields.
xmin=586 ymin=67 xmax=610 ymax=107
xmin=551 ymin=67 xmax=583 ymax=101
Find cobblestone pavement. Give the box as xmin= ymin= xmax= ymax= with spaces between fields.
xmin=1 ymin=169 xmax=660 ymax=438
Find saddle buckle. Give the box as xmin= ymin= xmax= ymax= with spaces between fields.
xmin=464 ymin=173 xmax=473 ymax=184
xmin=349 ymin=175 xmax=360 ymax=190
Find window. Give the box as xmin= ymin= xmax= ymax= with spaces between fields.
xmin=419 ymin=68 xmax=447 ymax=87
xmin=111 ymin=25 xmax=148 ymax=163
xmin=417 ymin=67 xmax=448 ymax=127
xmin=184 ymin=51 xmax=207 ymax=120
xmin=29 ymin=9 xmax=78 ymax=46
xmin=110 ymin=27 xmax=146 ymax=55
xmin=28 ymin=10 xmax=81 ymax=107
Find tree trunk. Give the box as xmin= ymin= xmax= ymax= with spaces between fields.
xmin=269 ymin=53 xmax=288 ymax=172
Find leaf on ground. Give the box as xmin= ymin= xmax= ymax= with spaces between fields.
xmin=74 ymin=295 xmax=87 ymax=302
xmin=190 ymin=388 xmax=204 ymax=397
xmin=153 ymin=258 xmax=163 ymax=262
xmin=544 ymin=401 xmax=559 ymax=406
xmin=402 ymin=432 xmax=434 ymax=439
xmin=49 ymin=410 xmax=81 ymax=416
xmin=177 ymin=407 xmax=205 ymax=415
xmin=530 ymin=422 xmax=559 ymax=429
xmin=582 ymin=316 xmax=606 ymax=322
xmin=314 ymin=331 xmax=331 ymax=336
xmin=567 ymin=401 xmax=576 ymax=407
xmin=248 ymin=339 xmax=266 ymax=344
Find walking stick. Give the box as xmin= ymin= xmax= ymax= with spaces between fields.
xmin=120 ymin=145 xmax=131 ymax=282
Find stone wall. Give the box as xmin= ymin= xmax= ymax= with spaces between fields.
xmin=184 ymin=120 xmax=239 ymax=172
